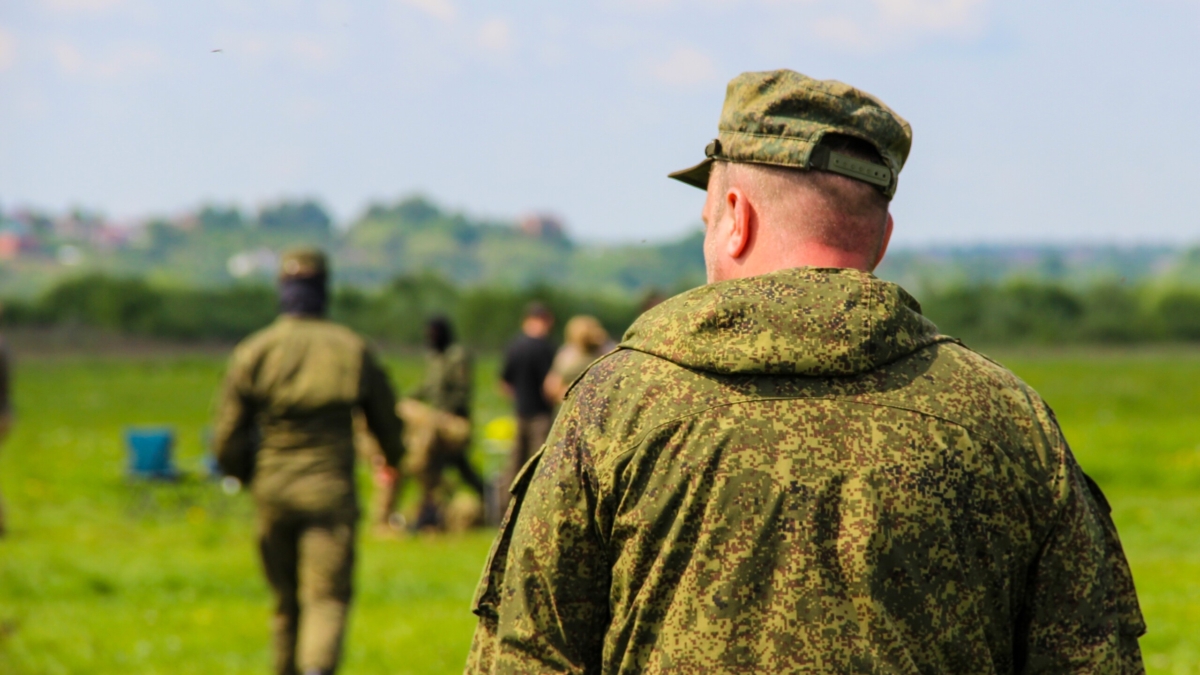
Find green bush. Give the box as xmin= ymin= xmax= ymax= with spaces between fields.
xmin=1154 ymin=289 xmax=1200 ymax=340
xmin=40 ymin=274 xmax=165 ymax=332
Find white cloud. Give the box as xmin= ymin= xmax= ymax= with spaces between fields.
xmin=290 ymin=36 xmax=336 ymax=69
xmin=397 ymin=0 xmax=457 ymax=23
xmin=808 ymin=0 xmax=989 ymax=50
xmin=0 ymin=28 xmax=15 ymax=72
xmin=875 ymin=0 xmax=987 ymax=32
xmin=477 ymin=18 xmax=513 ymax=54
xmin=650 ymin=47 xmax=718 ymax=87
xmin=41 ymin=0 xmax=126 ymax=13
xmin=52 ymin=42 xmax=83 ymax=72
xmin=52 ymin=41 xmax=163 ymax=79
xmin=811 ymin=15 xmax=873 ymax=49
xmin=317 ymin=0 xmax=354 ymax=24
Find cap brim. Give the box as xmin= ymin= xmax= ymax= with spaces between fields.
xmin=667 ymin=157 xmax=715 ymax=190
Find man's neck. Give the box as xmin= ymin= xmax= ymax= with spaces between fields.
xmin=783 ymin=242 xmax=875 ymax=272
xmin=725 ymin=244 xmax=874 ymax=281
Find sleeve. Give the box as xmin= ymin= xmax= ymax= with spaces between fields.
xmin=358 ymin=348 xmax=405 ymax=468
xmin=465 ymin=413 xmax=611 ymax=675
xmin=500 ymin=343 xmax=516 ymax=386
xmin=1018 ymin=454 xmax=1146 ymax=673
xmin=212 ymin=348 xmax=259 ymax=483
xmin=540 ymin=342 xmax=558 ymax=380
xmin=448 ymin=349 xmax=473 ymax=417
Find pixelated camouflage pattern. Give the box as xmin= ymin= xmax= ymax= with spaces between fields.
xmin=670 ymin=70 xmax=912 ymax=197
xmin=465 ymin=267 xmax=1144 ymax=675
xmin=414 ymin=343 xmax=474 ymax=419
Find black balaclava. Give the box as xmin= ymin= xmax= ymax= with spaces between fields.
xmin=279 ymin=274 xmax=328 ymax=317
xmin=427 ymin=316 xmax=454 ymax=353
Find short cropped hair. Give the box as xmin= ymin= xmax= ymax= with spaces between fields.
xmin=524 ymin=301 xmax=554 ymax=321
xmin=713 ymin=134 xmax=891 ymax=256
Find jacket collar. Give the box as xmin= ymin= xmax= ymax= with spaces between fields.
xmin=620 ymin=267 xmax=950 ymax=377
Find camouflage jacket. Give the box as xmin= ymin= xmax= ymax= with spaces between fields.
xmin=213 ymin=316 xmax=404 ymax=515
xmin=415 ymin=344 xmax=473 ymax=419
xmin=465 ymin=268 xmax=1144 ymax=675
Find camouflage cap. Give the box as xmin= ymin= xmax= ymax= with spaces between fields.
xmin=278 ymin=247 xmax=328 ymax=279
xmin=668 ymin=69 xmax=912 ymax=198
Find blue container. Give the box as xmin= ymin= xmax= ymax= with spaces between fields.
xmin=126 ymin=427 xmax=177 ymax=478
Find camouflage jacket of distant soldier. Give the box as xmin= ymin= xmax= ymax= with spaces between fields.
xmin=213 ymin=316 xmax=404 ymax=517
xmin=414 ymin=344 xmax=473 ymax=419
xmin=466 ymin=267 xmax=1145 ymax=675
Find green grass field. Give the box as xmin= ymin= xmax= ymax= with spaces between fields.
xmin=1 ymin=347 xmax=1198 ymax=674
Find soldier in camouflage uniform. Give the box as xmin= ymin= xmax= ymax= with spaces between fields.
xmin=214 ymin=249 xmax=404 ymax=675
xmin=402 ymin=316 xmax=485 ymax=529
xmin=465 ymin=70 xmax=1145 ymax=674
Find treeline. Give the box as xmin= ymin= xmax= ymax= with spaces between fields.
xmin=0 ymin=273 xmax=651 ymax=349
xmin=3 ymin=273 xmax=1200 ymax=347
xmin=921 ymin=281 xmax=1200 ymax=344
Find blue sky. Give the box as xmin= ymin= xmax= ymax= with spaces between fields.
xmin=0 ymin=0 xmax=1197 ymax=246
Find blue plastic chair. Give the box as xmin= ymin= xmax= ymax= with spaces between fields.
xmin=126 ymin=427 xmax=177 ymax=479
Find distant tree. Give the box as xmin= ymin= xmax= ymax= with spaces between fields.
xmin=1155 ymin=289 xmax=1200 ymax=341
xmin=990 ymin=282 xmax=1084 ymax=343
xmin=198 ymin=205 xmax=246 ymax=232
xmin=1079 ymin=282 xmax=1148 ymax=343
xmin=919 ymin=285 xmax=989 ymax=339
xmin=364 ymin=195 xmax=442 ymax=225
xmin=257 ymin=200 xmax=332 ymax=237
xmin=1169 ymin=246 xmax=1200 ymax=286
xmin=145 ymin=219 xmax=187 ymax=257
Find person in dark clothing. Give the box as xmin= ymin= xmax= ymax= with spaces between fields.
xmin=498 ymin=303 xmax=556 ymax=500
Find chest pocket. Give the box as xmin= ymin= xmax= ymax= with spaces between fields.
xmin=471 ymin=447 xmax=545 ymax=619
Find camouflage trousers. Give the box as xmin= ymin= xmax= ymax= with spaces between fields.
xmin=257 ymin=506 xmax=356 ymax=675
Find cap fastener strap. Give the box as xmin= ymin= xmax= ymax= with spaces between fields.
xmin=808 ymin=145 xmax=892 ymax=188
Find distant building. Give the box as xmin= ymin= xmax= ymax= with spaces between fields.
xmin=518 ymin=213 xmax=566 ymax=240
xmin=228 ymin=248 xmax=279 ymax=278
xmin=0 ymin=232 xmax=22 ymax=260
xmin=0 ymin=220 xmax=38 ymax=261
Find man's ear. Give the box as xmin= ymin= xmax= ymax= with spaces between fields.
xmin=872 ymin=213 xmax=894 ymax=270
xmin=726 ymin=186 xmax=753 ymax=259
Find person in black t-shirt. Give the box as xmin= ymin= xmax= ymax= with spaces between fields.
xmin=498 ymin=302 xmax=556 ymax=504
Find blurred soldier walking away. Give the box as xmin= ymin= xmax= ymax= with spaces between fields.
xmin=496 ymin=303 xmax=555 ymax=503
xmin=0 ymin=329 xmax=11 ymax=538
xmin=466 ymin=70 xmax=1145 ymax=674
xmin=543 ymin=315 xmax=611 ymax=405
xmin=390 ymin=316 xmax=485 ymax=531
xmin=213 ymin=248 xmax=404 ymax=675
